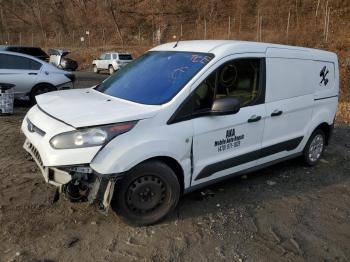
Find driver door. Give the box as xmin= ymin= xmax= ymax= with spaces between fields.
xmin=191 ymin=56 xmax=267 ymax=186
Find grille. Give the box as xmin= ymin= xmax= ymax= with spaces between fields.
xmin=27 ymin=142 xmax=44 ymax=169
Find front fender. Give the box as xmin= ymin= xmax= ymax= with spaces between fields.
xmin=90 ymin=121 xmax=193 ymax=187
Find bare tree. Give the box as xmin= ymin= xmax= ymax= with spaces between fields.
xmin=51 ymin=0 xmax=69 ymax=34
xmin=105 ymin=0 xmax=124 ymax=47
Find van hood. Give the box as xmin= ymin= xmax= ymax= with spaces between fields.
xmin=36 ymin=88 xmax=161 ymax=128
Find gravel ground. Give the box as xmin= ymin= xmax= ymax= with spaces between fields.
xmin=0 ymin=72 xmax=349 ymax=262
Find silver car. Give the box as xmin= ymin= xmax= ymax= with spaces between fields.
xmin=0 ymin=51 xmax=75 ymax=102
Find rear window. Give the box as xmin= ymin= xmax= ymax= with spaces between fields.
xmin=8 ymin=47 xmax=48 ymax=57
xmin=119 ymin=54 xmax=133 ymax=60
xmin=0 ymin=54 xmax=42 ymax=70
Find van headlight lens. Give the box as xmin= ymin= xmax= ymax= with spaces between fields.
xmin=50 ymin=121 xmax=137 ymax=149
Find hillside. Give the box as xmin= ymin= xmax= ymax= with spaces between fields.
xmin=0 ymin=0 xmax=349 ymax=121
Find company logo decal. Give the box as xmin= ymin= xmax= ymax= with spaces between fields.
xmin=320 ymin=66 xmax=329 ymax=86
xmin=214 ymin=128 xmax=245 ymax=152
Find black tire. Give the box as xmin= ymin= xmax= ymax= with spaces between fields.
xmin=112 ymin=160 xmax=181 ymax=226
xmin=93 ymin=64 xmax=99 ymax=74
xmin=303 ymin=128 xmax=326 ymax=166
xmin=30 ymin=84 xmax=56 ymax=104
xmin=108 ymin=65 xmax=115 ymax=75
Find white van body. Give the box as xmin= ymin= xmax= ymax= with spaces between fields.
xmin=22 ymin=41 xmax=338 ymax=224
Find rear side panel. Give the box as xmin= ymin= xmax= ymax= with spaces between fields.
xmin=259 ymin=49 xmax=315 ymax=164
xmin=309 ymin=57 xmax=339 ymax=133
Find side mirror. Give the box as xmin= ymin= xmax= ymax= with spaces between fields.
xmin=211 ymin=97 xmax=240 ymax=116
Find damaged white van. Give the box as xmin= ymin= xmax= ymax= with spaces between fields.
xmin=22 ymin=40 xmax=339 ymax=225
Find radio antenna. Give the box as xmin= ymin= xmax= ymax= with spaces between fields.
xmin=173 ymin=35 xmax=182 ymax=48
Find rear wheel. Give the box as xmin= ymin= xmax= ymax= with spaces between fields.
xmin=112 ymin=161 xmax=180 ymax=226
xmin=303 ymin=128 xmax=326 ymax=166
xmin=109 ymin=65 xmax=115 ymax=75
xmin=93 ymin=65 xmax=99 ymax=74
xmin=30 ymin=84 xmax=56 ymax=104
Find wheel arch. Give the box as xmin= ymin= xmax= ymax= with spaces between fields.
xmin=29 ymin=82 xmax=56 ymax=96
xmin=308 ymin=106 xmax=335 ymax=146
xmin=32 ymin=82 xmax=56 ymax=90
xmin=313 ymin=122 xmax=333 ymax=145
xmin=136 ymin=156 xmax=185 ymax=195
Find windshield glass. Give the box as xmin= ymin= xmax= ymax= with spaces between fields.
xmin=95 ymin=51 xmax=214 ymax=105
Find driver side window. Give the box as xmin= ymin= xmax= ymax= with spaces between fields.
xmin=168 ymin=58 xmax=265 ymax=124
xmin=193 ymin=58 xmax=263 ymax=113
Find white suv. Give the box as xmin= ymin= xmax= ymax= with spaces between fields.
xmin=22 ymin=41 xmax=338 ymax=225
xmin=92 ymin=52 xmax=133 ymax=75
xmin=0 ymin=51 xmax=74 ymax=102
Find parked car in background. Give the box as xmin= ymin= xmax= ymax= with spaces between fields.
xmin=0 ymin=45 xmax=49 ymax=62
xmin=0 ymin=51 xmax=75 ymax=103
xmin=48 ymin=49 xmax=78 ymax=71
xmin=92 ymin=52 xmax=133 ymax=75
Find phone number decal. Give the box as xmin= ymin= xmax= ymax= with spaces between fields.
xmin=214 ymin=128 xmax=245 ymax=152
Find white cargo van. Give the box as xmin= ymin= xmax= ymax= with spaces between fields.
xmin=22 ymin=41 xmax=339 ymax=225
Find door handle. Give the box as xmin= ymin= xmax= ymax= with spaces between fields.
xmin=28 ymin=72 xmax=37 ymax=75
xmin=271 ymin=110 xmax=283 ymax=117
xmin=248 ymin=115 xmax=262 ymax=123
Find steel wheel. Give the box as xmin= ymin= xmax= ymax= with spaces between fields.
xmin=112 ymin=161 xmax=180 ymax=226
xmin=126 ymin=175 xmax=166 ymax=214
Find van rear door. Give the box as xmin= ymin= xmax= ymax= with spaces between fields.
xmin=258 ymin=48 xmax=314 ymax=164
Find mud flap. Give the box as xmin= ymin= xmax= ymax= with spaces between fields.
xmin=88 ymin=177 xmax=116 ymax=215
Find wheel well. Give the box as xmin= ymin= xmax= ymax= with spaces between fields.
xmin=30 ymin=83 xmax=56 ymax=95
xmin=315 ymin=122 xmax=332 ymax=145
xmin=141 ymin=156 xmax=185 ymax=195
xmin=32 ymin=82 xmax=56 ymax=90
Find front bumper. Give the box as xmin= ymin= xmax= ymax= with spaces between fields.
xmin=22 ymin=106 xmax=119 ymax=211
xmin=24 ymin=139 xmax=72 ymax=186
xmin=57 ymin=81 xmax=74 ymax=90
xmin=24 ymin=139 xmax=117 ymax=212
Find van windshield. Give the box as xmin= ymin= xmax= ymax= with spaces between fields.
xmin=95 ymin=51 xmax=214 ymax=105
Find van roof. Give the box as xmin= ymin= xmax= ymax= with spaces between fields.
xmin=151 ymin=40 xmax=337 ymax=61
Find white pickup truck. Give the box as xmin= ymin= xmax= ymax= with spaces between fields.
xmin=92 ymin=52 xmax=133 ymax=75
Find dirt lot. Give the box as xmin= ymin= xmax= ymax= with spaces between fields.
xmin=0 ymin=72 xmax=350 ymax=262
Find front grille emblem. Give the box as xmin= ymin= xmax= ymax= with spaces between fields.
xmin=26 ymin=118 xmax=46 ymax=136
xmin=27 ymin=119 xmax=35 ymax=133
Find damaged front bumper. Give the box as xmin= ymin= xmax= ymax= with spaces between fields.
xmin=23 ymin=139 xmax=120 ymax=213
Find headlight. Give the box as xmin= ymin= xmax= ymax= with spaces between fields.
xmin=50 ymin=121 xmax=137 ymax=149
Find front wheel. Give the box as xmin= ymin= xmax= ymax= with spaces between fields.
xmin=30 ymin=84 xmax=56 ymax=104
xmin=112 ymin=161 xmax=180 ymax=226
xmin=109 ymin=65 xmax=115 ymax=75
xmin=93 ymin=65 xmax=99 ymax=74
xmin=303 ymin=128 xmax=326 ymax=166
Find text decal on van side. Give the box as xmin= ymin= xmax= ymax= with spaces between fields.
xmin=214 ymin=129 xmax=245 ymax=152
xmin=320 ymin=66 xmax=329 ymax=86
